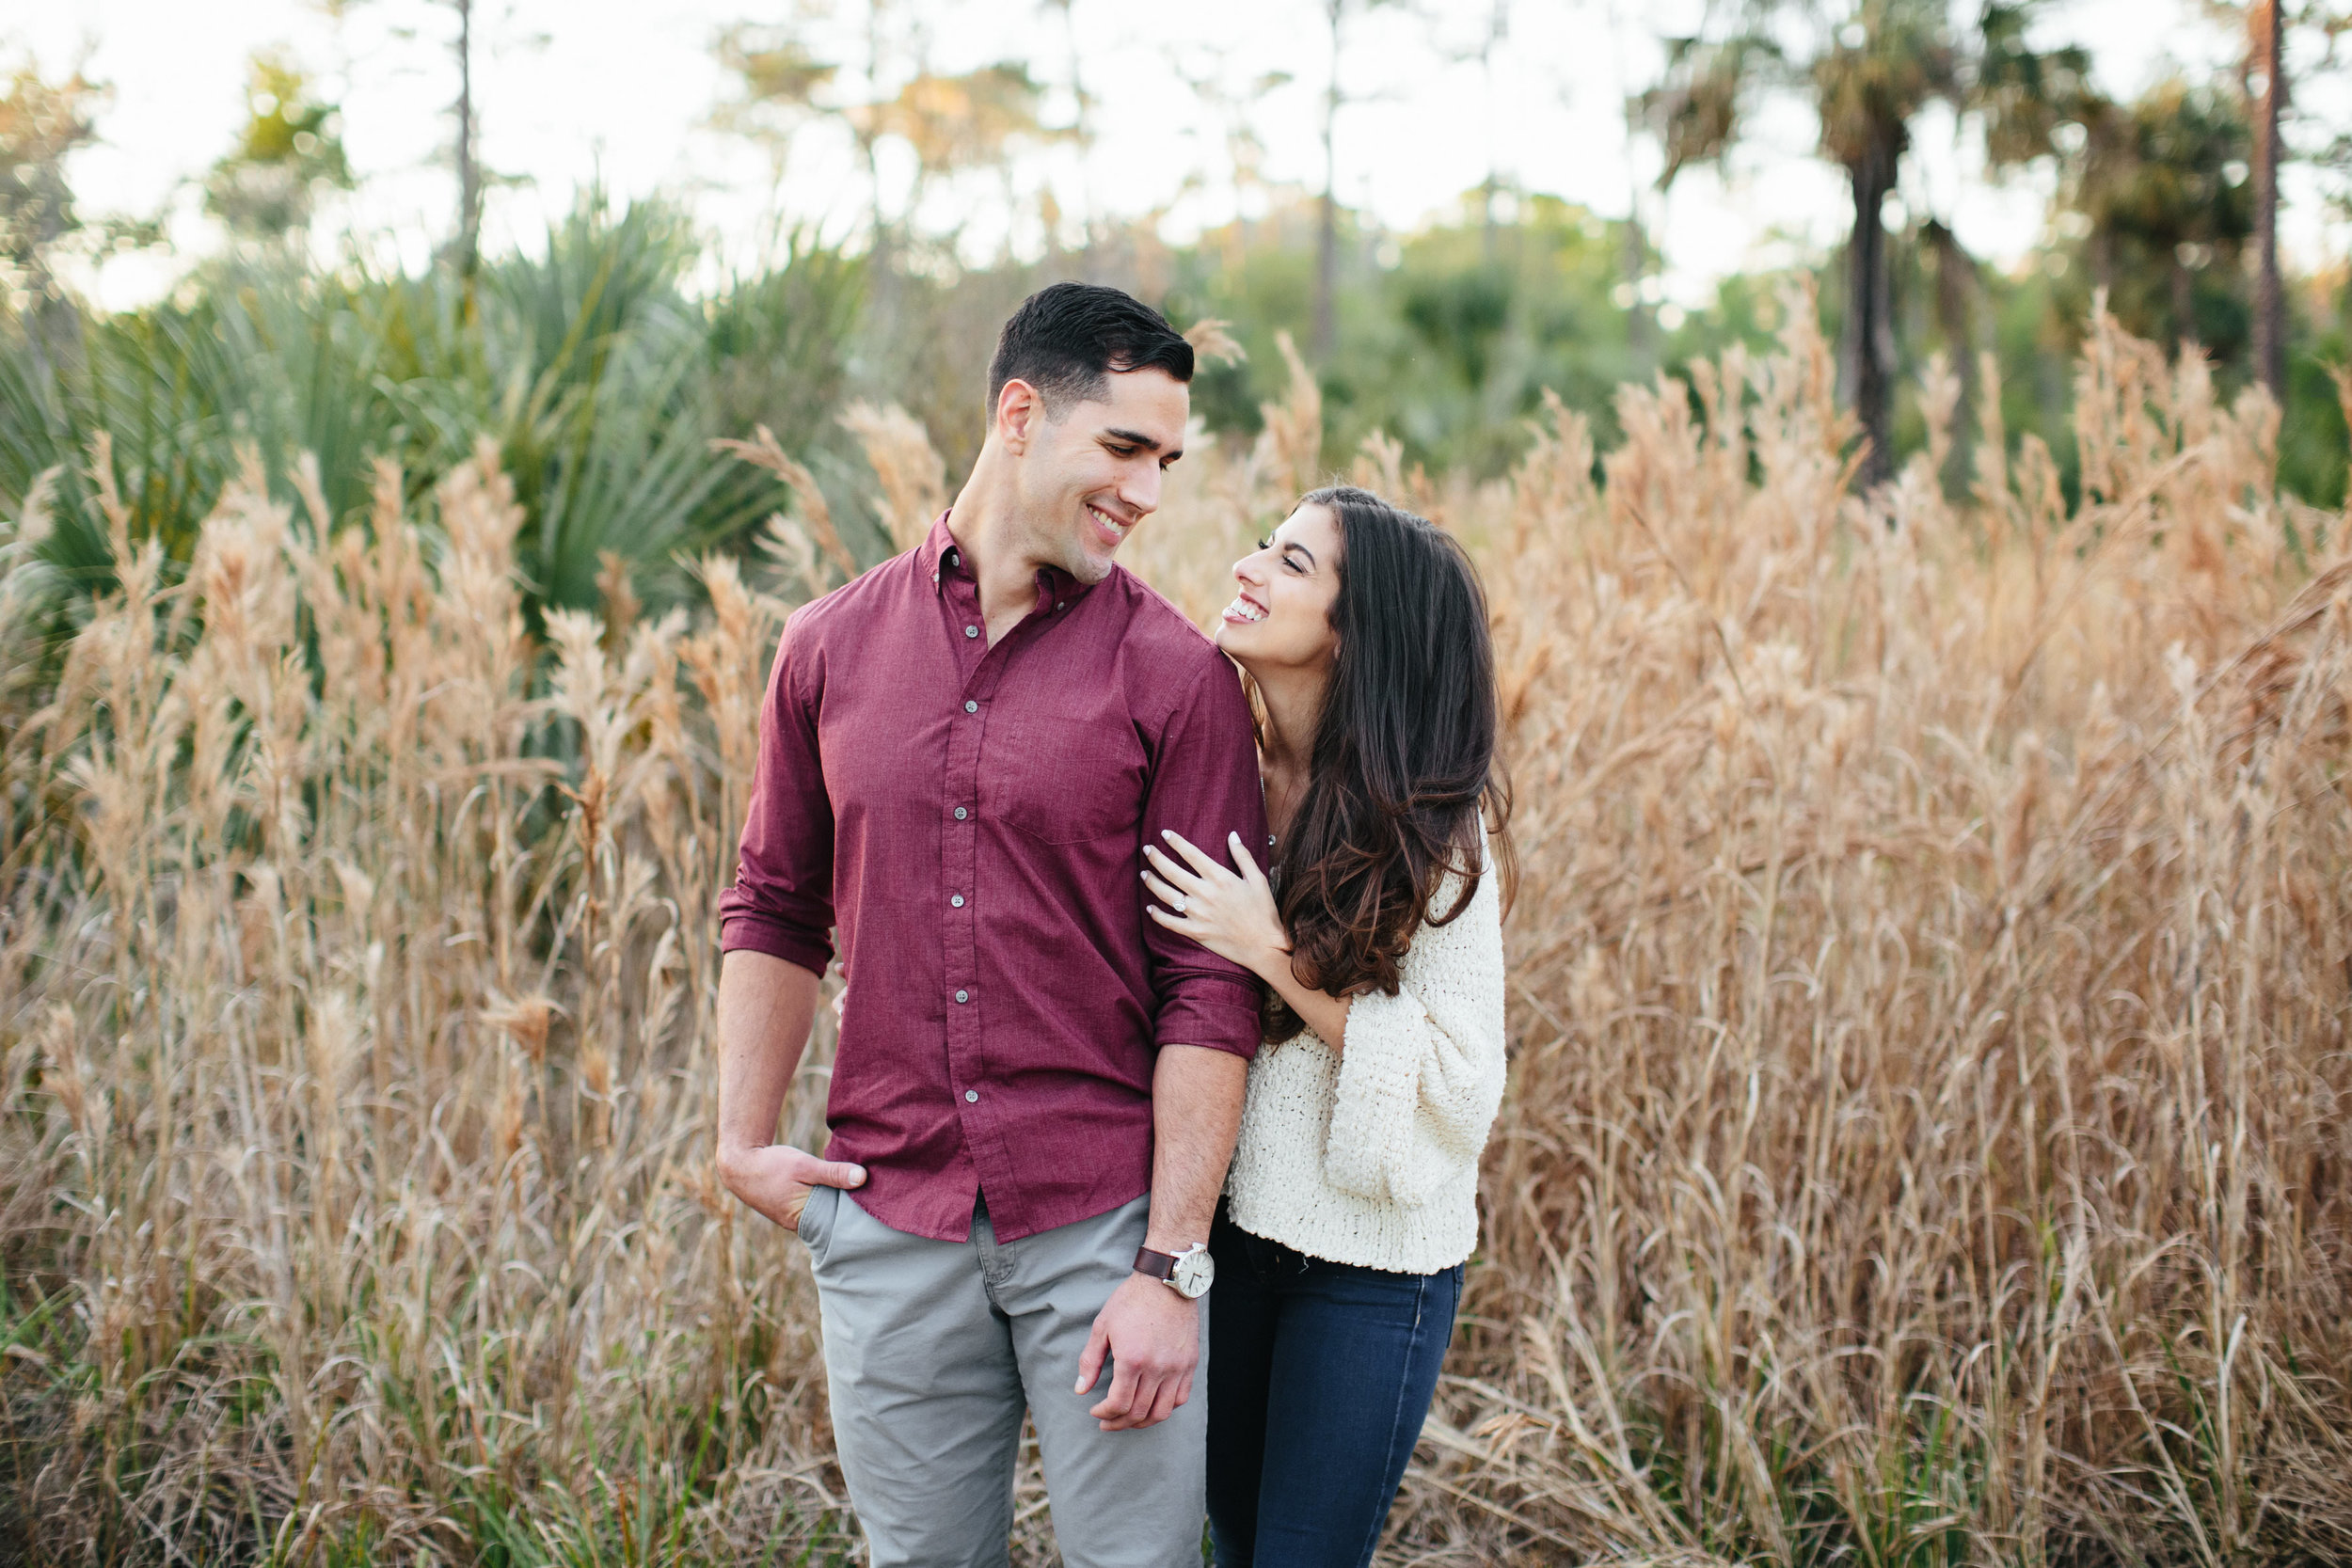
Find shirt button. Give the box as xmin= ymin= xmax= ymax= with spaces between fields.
xmin=964 ymin=1089 xmax=979 ymax=1102
xmin=955 ymin=990 xmax=969 ymax=1004
xmin=950 ymin=894 xmax=964 ymax=908
xmin=954 ymin=806 xmax=968 ymax=820
xmin=963 ymin=699 xmax=978 ymax=713
xmin=965 ymin=625 xmax=979 ymax=638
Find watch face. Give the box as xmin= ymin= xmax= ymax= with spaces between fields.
xmin=1171 ymin=1248 xmax=1216 ymax=1299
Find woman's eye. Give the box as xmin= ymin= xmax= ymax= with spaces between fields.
xmin=1255 ymin=534 xmax=1273 ymax=549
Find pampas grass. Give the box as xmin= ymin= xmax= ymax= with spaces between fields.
xmin=837 ymin=401 xmax=950 ymax=553
xmin=4 ymin=293 xmax=2350 ymax=1563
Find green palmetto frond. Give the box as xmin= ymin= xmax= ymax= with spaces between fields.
xmin=0 ymin=195 xmax=866 ymax=622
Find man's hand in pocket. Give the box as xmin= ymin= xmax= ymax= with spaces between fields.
xmin=717 ymin=1143 xmax=867 ymax=1231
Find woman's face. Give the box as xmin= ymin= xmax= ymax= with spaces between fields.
xmin=1216 ymin=501 xmax=1343 ymax=677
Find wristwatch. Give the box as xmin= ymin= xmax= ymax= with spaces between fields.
xmin=1134 ymin=1242 xmax=1215 ymax=1299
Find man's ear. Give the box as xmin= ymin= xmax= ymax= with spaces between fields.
xmin=995 ymin=378 xmax=1045 ymax=454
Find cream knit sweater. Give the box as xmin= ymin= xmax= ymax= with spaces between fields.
xmin=1223 ymin=847 xmax=1507 ymax=1275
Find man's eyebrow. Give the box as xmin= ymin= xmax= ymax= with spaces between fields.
xmin=1101 ymin=427 xmax=1169 ymax=453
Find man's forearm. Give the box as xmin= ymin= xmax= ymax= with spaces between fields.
xmin=1142 ymin=1043 xmax=1248 ymax=1253
xmin=716 ymin=949 xmax=824 ymax=1160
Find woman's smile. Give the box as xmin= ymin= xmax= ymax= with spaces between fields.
xmin=1215 ymin=502 xmax=1343 ymax=672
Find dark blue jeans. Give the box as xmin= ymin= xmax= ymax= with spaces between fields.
xmin=1204 ymin=1203 xmax=1463 ymax=1568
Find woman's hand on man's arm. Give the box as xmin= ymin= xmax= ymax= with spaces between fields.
xmin=1143 ymin=830 xmax=1286 ymax=975
xmin=1144 ymin=831 xmax=1353 ymax=1049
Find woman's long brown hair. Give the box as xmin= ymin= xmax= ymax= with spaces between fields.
xmin=1259 ymin=485 xmax=1514 ymax=1044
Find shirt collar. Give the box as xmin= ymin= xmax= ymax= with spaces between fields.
xmin=922 ymin=512 xmax=962 ymax=591
xmin=925 ymin=509 xmax=1097 ymax=615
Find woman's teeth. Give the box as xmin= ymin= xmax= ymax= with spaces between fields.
xmin=1225 ymin=596 xmax=1266 ymax=623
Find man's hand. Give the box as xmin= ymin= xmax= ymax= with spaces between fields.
xmin=718 ymin=1142 xmax=866 ymax=1232
xmin=1074 ymin=1273 xmax=1200 ymax=1432
xmin=1069 ymin=1042 xmax=1242 ymax=1433
xmin=717 ymin=952 xmax=842 ymax=1232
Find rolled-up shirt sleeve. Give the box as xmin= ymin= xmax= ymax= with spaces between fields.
xmin=717 ymin=613 xmax=836 ymax=976
xmin=1141 ymin=655 xmax=1269 ymax=1059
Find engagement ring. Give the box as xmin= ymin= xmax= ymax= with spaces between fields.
xmin=1170 ymin=895 xmax=1187 ymax=914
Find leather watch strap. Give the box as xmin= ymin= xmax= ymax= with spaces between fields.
xmin=1133 ymin=1244 xmax=1178 ymax=1280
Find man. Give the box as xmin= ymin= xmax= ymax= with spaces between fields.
xmin=715 ymin=282 xmax=1267 ymax=1568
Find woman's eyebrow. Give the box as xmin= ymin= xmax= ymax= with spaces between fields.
xmin=1280 ymin=541 xmax=1316 ymax=567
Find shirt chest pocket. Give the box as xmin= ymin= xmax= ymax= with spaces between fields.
xmin=988 ymin=714 xmax=1146 ymax=845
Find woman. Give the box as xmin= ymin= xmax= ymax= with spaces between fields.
xmin=1140 ymin=485 xmax=1511 ymax=1568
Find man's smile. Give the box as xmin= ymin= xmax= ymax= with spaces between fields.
xmin=1087 ymin=502 xmax=1133 ymax=547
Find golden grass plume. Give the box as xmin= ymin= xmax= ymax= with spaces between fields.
xmin=4 ymin=295 xmax=2350 ymax=1562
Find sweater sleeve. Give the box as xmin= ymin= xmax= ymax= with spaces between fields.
xmin=1321 ymin=854 xmax=1507 ymax=1207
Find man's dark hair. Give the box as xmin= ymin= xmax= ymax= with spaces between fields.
xmin=986 ymin=282 xmax=1194 ymax=417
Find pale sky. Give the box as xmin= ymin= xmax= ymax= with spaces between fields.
xmin=17 ymin=0 xmax=2343 ymax=313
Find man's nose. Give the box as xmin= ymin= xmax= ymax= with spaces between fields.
xmin=1121 ymin=461 xmax=1163 ymax=517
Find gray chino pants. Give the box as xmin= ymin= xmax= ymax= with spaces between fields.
xmin=799 ymin=1184 xmax=1206 ymax=1568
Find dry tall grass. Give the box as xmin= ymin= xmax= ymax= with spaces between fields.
xmin=5 ymin=298 xmax=2352 ymax=1564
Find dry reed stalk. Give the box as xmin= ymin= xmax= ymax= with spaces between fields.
xmin=840 ymin=399 xmax=949 ymax=553
xmin=1183 ymin=317 xmax=1248 ymax=368
xmin=0 ymin=438 xmax=843 ymax=1562
xmin=4 ymin=298 xmax=2350 ymax=1564
xmin=712 ymin=424 xmax=860 ymax=586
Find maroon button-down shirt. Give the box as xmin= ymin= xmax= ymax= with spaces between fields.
xmin=718 ymin=515 xmax=1267 ymax=1242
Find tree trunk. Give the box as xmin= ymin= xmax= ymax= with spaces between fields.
xmin=454 ymin=0 xmax=479 ymax=274
xmin=1057 ymin=0 xmax=1093 ymax=245
xmin=860 ymin=1 xmax=893 ymax=317
xmin=1924 ymin=219 xmax=1977 ymax=493
xmin=1480 ymin=0 xmax=1506 ymax=263
xmin=1314 ymin=0 xmax=1342 ymax=361
xmin=1622 ymin=207 xmax=1652 ymax=374
xmin=2252 ymin=0 xmax=2286 ymax=401
xmin=1844 ymin=138 xmax=1898 ymax=488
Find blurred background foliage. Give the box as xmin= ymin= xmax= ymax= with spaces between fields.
xmin=0 ymin=198 xmax=875 ymax=617
xmin=3 ymin=3 xmax=2350 ymax=633
xmin=8 ymin=8 xmax=2352 ymax=1558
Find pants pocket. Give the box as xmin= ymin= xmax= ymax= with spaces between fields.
xmin=799 ymin=1182 xmax=840 ymax=1262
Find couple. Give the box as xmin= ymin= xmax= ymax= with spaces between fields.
xmin=715 ymin=282 xmax=1510 ymax=1568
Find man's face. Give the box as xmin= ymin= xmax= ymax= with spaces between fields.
xmin=1009 ymin=367 xmax=1190 ymax=584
